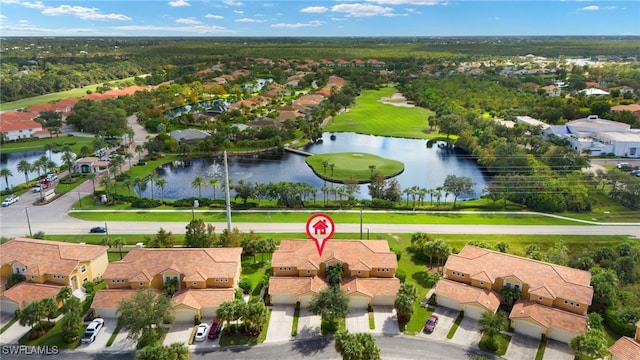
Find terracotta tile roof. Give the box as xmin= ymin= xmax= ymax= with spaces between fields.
xmin=609 ymin=337 xmax=640 ymax=360
xmin=445 ymin=245 xmax=593 ymax=305
xmin=0 ymin=112 xmax=41 ymax=132
xmin=435 ymin=279 xmax=500 ymax=312
xmin=510 ymin=301 xmax=587 ymax=334
xmin=2 ymin=282 xmax=63 ymax=307
xmin=612 ymin=104 xmax=640 ymax=113
xmin=341 ymin=277 xmax=400 ymax=298
xmin=272 ymin=240 xmax=397 ymax=271
xmin=0 ymin=238 xmax=107 ymax=277
xmin=92 ymin=289 xmax=138 ymax=309
xmin=171 ymin=288 xmax=235 ymax=309
xmin=268 ymin=276 xmax=328 ymax=296
xmin=102 ymin=248 xmax=241 ymax=282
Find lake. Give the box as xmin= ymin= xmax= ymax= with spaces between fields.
xmin=137 ymin=132 xmax=490 ymax=201
xmin=0 ymin=150 xmax=63 ymax=188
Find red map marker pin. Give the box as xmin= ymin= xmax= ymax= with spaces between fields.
xmin=306 ymin=213 xmax=335 ymax=256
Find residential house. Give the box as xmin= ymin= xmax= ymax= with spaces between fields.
xmin=269 ymin=240 xmax=400 ymax=308
xmin=0 ymin=111 xmax=46 ymax=141
xmin=435 ymin=245 xmax=593 ymax=343
xmin=609 ymin=320 xmax=640 ymax=360
xmin=169 ymin=129 xmax=210 ymax=145
xmin=0 ymin=238 xmax=108 ymax=313
xmin=98 ymin=248 xmax=241 ymax=320
xmin=72 ymin=157 xmax=110 ymax=174
xmin=579 ymin=88 xmax=610 ymax=96
xmin=611 ymin=104 xmax=640 ymax=117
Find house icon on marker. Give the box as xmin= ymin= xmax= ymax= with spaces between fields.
xmin=312 ymin=219 xmax=329 ymax=235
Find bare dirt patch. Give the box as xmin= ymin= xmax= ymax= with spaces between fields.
xmin=379 ymin=93 xmax=415 ymax=108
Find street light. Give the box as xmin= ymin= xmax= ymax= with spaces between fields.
xmin=192 ymin=200 xmax=199 ymax=221
xmin=25 ymin=207 xmax=32 ymax=237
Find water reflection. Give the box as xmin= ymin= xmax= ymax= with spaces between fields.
xmin=0 ymin=150 xmax=63 ymax=188
xmin=137 ymin=132 xmax=490 ymax=201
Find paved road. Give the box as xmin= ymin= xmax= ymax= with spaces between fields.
xmin=1 ymin=189 xmax=639 ymax=239
xmin=1 ymin=334 xmax=498 ymax=360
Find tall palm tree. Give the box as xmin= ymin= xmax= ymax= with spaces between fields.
xmin=61 ymin=151 xmax=76 ymax=174
xmin=134 ymin=144 xmax=144 ymax=161
xmin=148 ymin=173 xmax=156 ymax=200
xmin=17 ymin=160 xmax=32 ymax=183
xmin=44 ymin=159 xmax=57 ymax=177
xmin=133 ymin=177 xmax=146 ymax=198
xmin=32 ymin=157 xmax=45 ymax=179
xmin=368 ymin=164 xmax=376 ymax=178
xmin=122 ymin=178 xmax=133 ymax=197
xmin=0 ymin=168 xmax=13 ymax=189
xmin=87 ymin=173 xmax=97 ymax=194
xmin=44 ymin=144 xmax=54 ymax=161
xmin=208 ymin=178 xmax=219 ymax=199
xmin=124 ymin=152 xmax=134 ymax=169
xmin=191 ymin=175 xmax=204 ymax=198
xmin=100 ymin=176 xmax=112 ymax=199
xmin=155 ymin=178 xmax=166 ymax=204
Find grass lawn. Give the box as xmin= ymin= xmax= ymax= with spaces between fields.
xmin=479 ymin=333 xmax=512 ymax=356
xmin=68 ymin=209 xmax=586 ymax=226
xmin=0 ymin=317 xmax=18 ymax=335
xmin=241 ymin=256 xmax=271 ymax=294
xmin=292 ymin=303 xmax=300 ymax=336
xmin=0 ymin=135 xmax=94 ymax=155
xmin=446 ymin=311 xmax=464 ymax=339
xmin=18 ymin=320 xmax=80 ymax=349
xmin=0 ymin=76 xmax=143 ymax=111
xmin=306 ymin=152 xmax=404 ymax=183
xmin=535 ymin=335 xmax=546 ymax=360
xmin=324 ymin=87 xmax=434 ymax=139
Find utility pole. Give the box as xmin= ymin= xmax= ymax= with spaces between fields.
xmin=25 ymin=208 xmax=32 ymax=237
xmin=224 ymin=151 xmax=232 ymax=232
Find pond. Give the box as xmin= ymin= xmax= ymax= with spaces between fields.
xmin=1 ymin=150 xmax=63 ymax=189
xmin=137 ymin=132 xmax=490 ymax=201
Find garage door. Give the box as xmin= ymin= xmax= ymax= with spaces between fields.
xmin=514 ymin=319 xmax=544 ymax=339
xmin=95 ymin=307 xmax=118 ymax=319
xmin=372 ymin=295 xmax=394 ymax=306
xmin=271 ymin=294 xmax=296 ymax=305
xmin=548 ymin=327 xmax=576 ymax=343
xmin=348 ymin=295 xmax=369 ymax=308
xmin=437 ymin=296 xmax=461 ymax=311
xmin=174 ymin=308 xmax=197 ymax=322
xmin=463 ymin=304 xmax=487 ymax=320
xmin=0 ymin=299 xmax=18 ymax=314
xmin=299 ymin=295 xmax=313 ymax=307
xmin=201 ymin=307 xmax=218 ymax=319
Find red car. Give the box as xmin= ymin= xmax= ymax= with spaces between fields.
xmin=208 ymin=318 xmax=222 ymax=340
xmin=424 ymin=315 xmax=439 ymax=333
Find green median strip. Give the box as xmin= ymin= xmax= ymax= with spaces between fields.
xmin=446 ymin=311 xmax=464 ymax=339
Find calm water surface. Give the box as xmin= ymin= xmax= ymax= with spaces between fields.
xmin=138 ymin=132 xmax=489 ymax=201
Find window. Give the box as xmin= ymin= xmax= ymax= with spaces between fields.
xmin=140 ymin=282 xmax=144 ymax=286
xmin=575 ymin=303 xmax=580 ymax=307
xmin=479 ymin=281 xmax=484 ymax=286
xmin=83 ymin=278 xmax=88 ymax=283
xmin=193 ymin=282 xmax=197 ymax=286
xmin=306 ymin=270 xmax=311 ymax=274
xmin=31 ymin=276 xmax=35 ymax=280
xmin=514 ymin=284 xmax=520 ymax=289
xmin=357 ymin=271 xmax=362 ymax=275
xmin=81 ymin=265 xmax=87 ymax=273
xmin=279 ymin=267 xmax=292 ymax=271
xmin=564 ymin=300 xmax=568 ymax=304
xmin=538 ymin=297 xmax=543 ymax=301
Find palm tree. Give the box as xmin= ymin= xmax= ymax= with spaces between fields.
xmin=124 ymin=152 xmax=134 ymax=169
xmin=44 ymin=144 xmax=54 ymax=161
xmin=44 ymin=159 xmax=57 ymax=177
xmin=133 ymin=177 xmax=146 ymax=197
xmin=478 ymin=311 xmax=508 ymax=351
xmin=134 ymin=144 xmax=144 ymax=161
xmin=368 ymin=164 xmax=376 ymax=178
xmin=208 ymin=178 xmax=219 ymax=199
xmin=394 ymin=292 xmax=414 ymax=323
xmin=56 ymin=286 xmax=72 ymax=305
xmin=111 ymin=237 xmax=125 ymax=260
xmin=32 ymin=157 xmax=44 ymax=179
xmin=100 ymin=176 xmax=112 ymax=199
xmin=87 ymin=173 xmax=97 ymax=194
xmin=61 ymin=150 xmax=76 ymax=174
xmin=329 ymin=163 xmax=335 ymax=177
xmin=17 ymin=160 xmax=32 ymax=183
xmin=0 ymin=168 xmax=13 ymax=190
xmin=156 ymin=178 xmax=166 ymax=204
xmin=191 ymin=175 xmax=204 ymax=198
xmin=321 ymin=161 xmax=329 ymax=175
xmin=122 ymin=178 xmax=133 ymax=197
xmin=148 ymin=173 xmax=156 ymax=200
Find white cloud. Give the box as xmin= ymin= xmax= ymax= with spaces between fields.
xmin=42 ymin=5 xmax=131 ymax=21
xmin=205 ymin=14 xmax=224 ymax=19
xmin=301 ymin=6 xmax=328 ymax=13
xmin=223 ymin=0 xmax=243 ymax=6
xmin=0 ymin=14 xmax=6 ymax=19
xmin=168 ymin=0 xmax=190 ymax=7
xmin=383 ymin=12 xmax=408 ymax=16
xmin=235 ymin=18 xmax=266 ymax=23
xmin=271 ymin=20 xmax=325 ymax=28
xmin=331 ymin=3 xmax=393 ymax=17
xmin=331 ymin=17 xmax=347 ymax=21
xmin=366 ymin=0 xmax=443 ymax=5
xmin=234 ymin=10 xmax=244 ymax=14
xmin=176 ymin=18 xmax=203 ymax=25
xmin=113 ymin=24 xmax=230 ymax=34
xmin=21 ymin=1 xmax=45 ymax=9
xmin=579 ymin=5 xmax=599 ymax=11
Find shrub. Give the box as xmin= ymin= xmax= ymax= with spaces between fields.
xmin=194 ymin=314 xmax=201 ymax=325
xmin=239 ymin=278 xmax=253 ymax=294
xmin=482 ymin=337 xmax=499 ymax=352
xmin=395 ymin=269 xmax=406 ymax=283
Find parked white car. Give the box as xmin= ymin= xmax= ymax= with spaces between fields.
xmin=46 ymin=173 xmax=58 ymax=182
xmin=81 ymin=318 xmax=105 ymax=344
xmin=194 ymin=323 xmax=208 ymax=342
xmin=1 ymin=195 xmax=19 ymax=207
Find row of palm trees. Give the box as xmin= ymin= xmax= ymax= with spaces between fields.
xmin=402 ymin=185 xmax=450 ymax=208
xmin=1 ymin=155 xmax=63 ymax=190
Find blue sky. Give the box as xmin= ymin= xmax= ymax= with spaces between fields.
xmin=0 ymin=0 xmax=638 ymax=37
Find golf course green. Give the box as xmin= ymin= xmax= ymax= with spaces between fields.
xmin=306 ymin=152 xmax=404 ymax=183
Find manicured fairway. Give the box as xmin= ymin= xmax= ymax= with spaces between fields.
xmin=306 ymin=152 xmax=404 ymax=182
xmin=324 ymin=86 xmax=433 ymax=139
xmin=0 ymin=135 xmax=94 ymax=154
